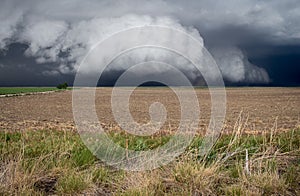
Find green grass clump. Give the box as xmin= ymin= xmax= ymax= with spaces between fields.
xmin=0 ymin=87 xmax=64 ymax=95
xmin=0 ymin=129 xmax=299 ymax=195
xmin=56 ymin=170 xmax=90 ymax=193
xmin=109 ymin=131 xmax=172 ymax=150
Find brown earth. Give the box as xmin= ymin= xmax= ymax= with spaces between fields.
xmin=0 ymin=87 xmax=299 ymax=134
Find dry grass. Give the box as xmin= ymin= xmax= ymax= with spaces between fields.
xmin=0 ymin=121 xmax=299 ymax=195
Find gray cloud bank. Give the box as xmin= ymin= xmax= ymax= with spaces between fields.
xmin=1 ymin=0 xmax=300 ymax=85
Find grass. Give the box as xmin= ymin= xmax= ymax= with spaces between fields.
xmin=0 ymin=128 xmax=299 ymax=195
xmin=0 ymin=87 xmax=64 ymax=95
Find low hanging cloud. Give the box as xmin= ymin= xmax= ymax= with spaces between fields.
xmin=17 ymin=15 xmax=204 ymax=76
xmin=20 ymin=20 xmax=68 ymax=63
xmin=1 ymin=0 xmax=300 ymax=85
xmin=210 ymin=46 xmax=269 ymax=83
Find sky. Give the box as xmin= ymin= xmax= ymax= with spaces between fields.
xmin=0 ymin=0 xmax=299 ymax=86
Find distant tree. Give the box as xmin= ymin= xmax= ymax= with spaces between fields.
xmin=56 ymin=82 xmax=68 ymax=89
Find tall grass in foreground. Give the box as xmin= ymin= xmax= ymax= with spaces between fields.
xmin=0 ymin=127 xmax=299 ymax=195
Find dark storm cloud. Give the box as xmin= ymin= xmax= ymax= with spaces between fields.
xmin=0 ymin=43 xmax=74 ymax=86
xmin=0 ymin=0 xmax=300 ymax=86
xmin=247 ymin=45 xmax=300 ymax=86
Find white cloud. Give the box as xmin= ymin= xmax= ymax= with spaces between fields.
xmin=2 ymin=0 xmax=300 ymax=43
xmin=210 ymin=47 xmax=246 ymax=82
xmin=210 ymin=46 xmax=269 ymax=83
xmin=0 ymin=1 xmax=24 ymax=48
xmin=4 ymin=0 xmax=300 ymax=83
xmin=20 ymin=19 xmax=68 ymax=62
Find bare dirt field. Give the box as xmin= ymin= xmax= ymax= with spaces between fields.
xmin=0 ymin=87 xmax=299 ymax=133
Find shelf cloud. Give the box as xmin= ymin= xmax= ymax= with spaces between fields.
xmin=1 ymin=0 xmax=300 ymax=86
